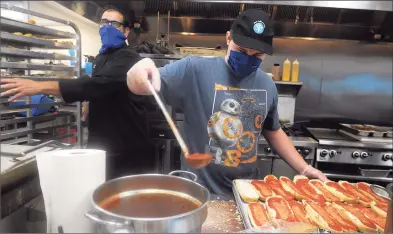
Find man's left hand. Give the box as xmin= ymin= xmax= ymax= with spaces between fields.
xmin=0 ymin=78 xmax=42 ymax=102
xmin=302 ymin=165 xmax=329 ymax=182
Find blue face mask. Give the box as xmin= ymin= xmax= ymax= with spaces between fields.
xmin=99 ymin=25 xmax=126 ymax=54
xmin=227 ymin=50 xmax=262 ymax=78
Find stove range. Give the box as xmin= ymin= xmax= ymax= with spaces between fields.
xmin=307 ymin=127 xmax=393 ymax=184
xmin=257 ymin=125 xmax=318 ymax=179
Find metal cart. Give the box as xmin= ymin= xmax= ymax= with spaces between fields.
xmin=0 ymin=3 xmax=82 ymax=147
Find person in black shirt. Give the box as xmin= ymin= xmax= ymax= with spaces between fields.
xmin=0 ymin=6 xmax=154 ymax=180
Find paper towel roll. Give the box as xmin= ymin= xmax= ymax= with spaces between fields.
xmin=36 ymin=149 xmax=106 ymax=233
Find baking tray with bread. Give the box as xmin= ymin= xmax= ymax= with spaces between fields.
xmin=232 ymin=175 xmax=389 ymax=233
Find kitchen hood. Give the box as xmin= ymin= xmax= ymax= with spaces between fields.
xmin=60 ymin=1 xmax=393 ymax=42
xmin=140 ymin=0 xmax=393 ymax=42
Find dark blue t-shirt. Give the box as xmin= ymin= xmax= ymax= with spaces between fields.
xmin=159 ymin=56 xmax=281 ymax=197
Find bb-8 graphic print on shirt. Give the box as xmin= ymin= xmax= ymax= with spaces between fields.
xmin=207 ymin=83 xmax=267 ymax=168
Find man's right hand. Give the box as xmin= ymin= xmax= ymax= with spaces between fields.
xmin=126 ymin=58 xmax=161 ymax=95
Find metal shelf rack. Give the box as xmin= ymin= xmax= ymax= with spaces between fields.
xmin=0 ymin=3 xmax=82 ymax=147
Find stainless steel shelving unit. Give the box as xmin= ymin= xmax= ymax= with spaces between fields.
xmin=0 ymin=3 xmax=82 ymax=147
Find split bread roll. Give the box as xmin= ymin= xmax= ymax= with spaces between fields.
xmin=323 ymin=181 xmax=358 ymax=203
xmin=351 ymin=204 xmax=386 ymax=232
xmin=324 ymin=203 xmax=358 ymax=232
xmin=338 ymin=181 xmax=375 ymax=207
xmin=265 ymin=196 xmax=296 ymax=222
xmin=250 ymin=180 xmax=273 ymax=201
xmin=370 ymin=203 xmax=388 ymax=217
xmin=309 ymin=180 xmax=341 ymax=202
xmin=356 ymin=182 xmax=389 ymax=205
xmin=331 ymin=202 xmax=378 ymax=233
xmin=293 ymin=175 xmax=325 ymax=205
xmin=286 ymin=200 xmax=316 ymax=226
xmin=264 ymin=175 xmax=294 ymax=200
xmin=302 ymin=200 xmax=343 ymax=232
xmin=279 ymin=176 xmax=306 ymax=200
xmin=248 ymin=202 xmax=270 ymax=229
xmin=234 ymin=180 xmax=259 ymax=203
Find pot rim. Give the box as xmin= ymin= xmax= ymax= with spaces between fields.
xmin=90 ymin=173 xmax=211 ymax=222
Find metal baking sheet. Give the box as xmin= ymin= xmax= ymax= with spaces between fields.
xmin=232 ymin=179 xmax=254 ymax=230
xmin=0 ymin=32 xmax=75 ymax=49
xmin=1 ymin=47 xmax=75 ymax=60
xmin=1 ymin=17 xmax=76 ymax=39
xmin=339 ymin=123 xmax=375 ymax=137
xmin=232 ymin=179 xmax=331 ymax=233
xmin=1 ymin=61 xmax=74 ymax=71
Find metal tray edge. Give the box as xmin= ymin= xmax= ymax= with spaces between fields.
xmin=232 ymin=180 xmax=253 ymax=230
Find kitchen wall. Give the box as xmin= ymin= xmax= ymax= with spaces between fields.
xmin=140 ymin=33 xmax=393 ymax=126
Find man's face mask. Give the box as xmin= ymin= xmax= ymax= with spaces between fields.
xmin=227 ymin=50 xmax=262 ymax=78
xmin=99 ymin=25 xmax=126 ymax=54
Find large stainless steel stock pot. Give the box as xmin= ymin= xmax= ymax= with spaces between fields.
xmin=85 ymin=170 xmax=210 ymax=233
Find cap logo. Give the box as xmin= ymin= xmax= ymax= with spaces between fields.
xmin=253 ymin=21 xmax=265 ymax=34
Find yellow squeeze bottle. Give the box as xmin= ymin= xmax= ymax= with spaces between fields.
xmin=291 ymin=59 xmax=299 ymax=82
xmin=282 ymin=58 xmax=291 ymax=81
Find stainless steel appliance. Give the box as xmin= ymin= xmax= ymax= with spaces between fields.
xmin=85 ymin=171 xmax=210 ymax=233
xmin=307 ymin=127 xmax=393 ymax=185
xmin=257 ymin=125 xmax=318 ymax=179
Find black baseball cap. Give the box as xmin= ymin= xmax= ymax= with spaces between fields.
xmin=230 ymin=9 xmax=274 ymax=55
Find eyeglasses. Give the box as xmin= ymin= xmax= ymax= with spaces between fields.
xmin=99 ymin=19 xmax=123 ymax=28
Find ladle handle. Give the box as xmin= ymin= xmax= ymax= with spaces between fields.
xmin=146 ymin=81 xmax=189 ymax=157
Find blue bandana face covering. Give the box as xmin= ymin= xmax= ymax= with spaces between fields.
xmin=99 ymin=25 xmax=126 ymax=54
xmin=227 ymin=50 xmax=262 ymax=78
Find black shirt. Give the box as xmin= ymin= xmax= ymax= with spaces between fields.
xmin=58 ymin=46 xmax=151 ymax=156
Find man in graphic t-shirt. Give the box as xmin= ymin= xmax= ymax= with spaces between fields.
xmin=126 ymin=9 xmax=328 ymax=198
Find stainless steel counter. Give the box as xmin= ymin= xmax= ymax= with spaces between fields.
xmin=1 ymin=144 xmax=62 ymax=219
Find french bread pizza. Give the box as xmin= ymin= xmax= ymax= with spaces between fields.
xmin=338 ymin=181 xmax=375 ymax=207
xmin=264 ymin=174 xmax=278 ymax=183
xmin=323 ymin=181 xmax=358 ymax=203
xmin=351 ymin=204 xmax=386 ymax=232
xmin=356 ymin=182 xmax=388 ymax=205
xmin=302 ymin=200 xmax=343 ymax=232
xmin=293 ymin=176 xmax=326 ymax=205
xmin=247 ymin=202 xmax=270 ymax=229
xmin=370 ymin=203 xmax=388 ymax=218
xmin=324 ymin=203 xmax=358 ymax=232
xmin=309 ymin=180 xmax=341 ymax=202
xmin=234 ymin=180 xmax=259 ymax=203
xmin=293 ymin=175 xmax=309 ymax=186
xmin=264 ymin=175 xmax=294 ymax=200
xmin=250 ymin=180 xmax=273 ymax=201
xmin=286 ymin=200 xmax=316 ymax=226
xmin=331 ymin=202 xmax=378 ymax=233
xmin=265 ymin=196 xmax=296 ymax=222
xmin=279 ymin=176 xmax=307 ymax=200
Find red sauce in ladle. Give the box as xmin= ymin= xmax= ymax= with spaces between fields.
xmin=185 ymin=153 xmax=212 ymax=168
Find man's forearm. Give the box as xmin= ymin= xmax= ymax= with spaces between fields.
xmin=263 ymin=128 xmax=308 ymax=174
xmin=40 ymin=81 xmax=61 ymax=96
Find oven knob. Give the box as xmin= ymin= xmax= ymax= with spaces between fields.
xmin=329 ymin=150 xmax=338 ymax=157
xmin=360 ymin=152 xmax=369 ymax=159
xmin=352 ymin=151 xmax=360 ymax=158
xmin=297 ymin=149 xmax=302 ymax=154
xmin=320 ymin=150 xmax=328 ymax=157
xmin=382 ymin=153 xmax=392 ymax=161
xmin=264 ymin=147 xmax=272 ymax=153
xmin=303 ymin=149 xmax=310 ymax=156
